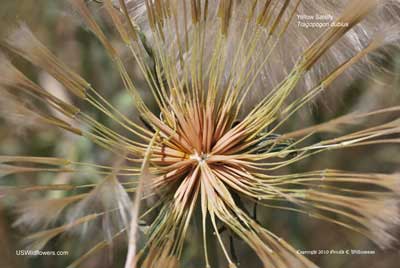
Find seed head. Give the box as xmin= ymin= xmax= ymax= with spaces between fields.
xmin=1 ymin=1 xmax=400 ymax=268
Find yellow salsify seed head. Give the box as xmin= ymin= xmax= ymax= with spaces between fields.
xmin=0 ymin=1 xmax=400 ymax=268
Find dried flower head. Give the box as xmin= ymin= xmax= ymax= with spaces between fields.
xmin=1 ymin=0 xmax=400 ymax=268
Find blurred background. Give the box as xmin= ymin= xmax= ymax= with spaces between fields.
xmin=1 ymin=1 xmax=400 ymax=267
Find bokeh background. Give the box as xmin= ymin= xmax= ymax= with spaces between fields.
xmin=1 ymin=1 xmax=400 ymax=267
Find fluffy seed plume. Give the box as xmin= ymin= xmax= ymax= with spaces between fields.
xmin=1 ymin=0 xmax=400 ymax=268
